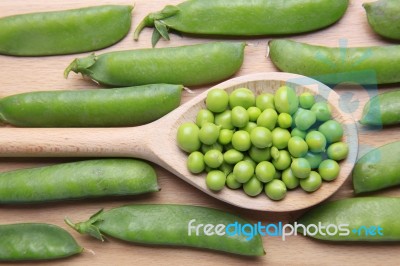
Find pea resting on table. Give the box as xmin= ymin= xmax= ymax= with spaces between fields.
xmin=0 ymin=84 xmax=182 ymax=127
xmin=66 ymin=204 xmax=265 ymax=256
xmin=0 ymin=159 xmax=159 ymax=204
xmin=0 ymin=5 xmax=132 ymax=56
xmin=0 ymin=223 xmax=82 ymax=261
xmin=134 ymin=0 xmax=348 ymax=46
xmin=177 ymin=87 xmax=349 ymax=200
xmin=65 ymin=42 xmax=245 ymax=87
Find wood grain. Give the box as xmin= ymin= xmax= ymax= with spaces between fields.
xmin=0 ymin=0 xmax=399 ymax=265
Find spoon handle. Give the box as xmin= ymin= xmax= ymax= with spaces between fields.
xmin=0 ymin=126 xmax=155 ymax=160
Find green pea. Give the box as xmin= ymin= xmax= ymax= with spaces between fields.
xmin=300 ymin=171 xmax=322 ymax=192
xmin=291 ymin=127 xmax=307 ymax=139
xmin=196 ymin=109 xmax=214 ymax=127
xmin=327 ymin=142 xmax=349 ymax=161
xmin=206 ymin=170 xmax=226 ymax=191
xmin=256 ymin=93 xmax=275 ymax=111
xmin=242 ymin=121 xmax=258 ymax=134
xmin=250 ymin=127 xmax=272 ymax=148
xmin=291 ymin=158 xmax=311 ymax=179
xmin=219 ymin=162 xmax=234 ymax=176
xmin=199 ymin=123 xmax=220 ymax=145
xmin=288 ymin=136 xmax=308 ymax=158
xmin=257 ymin=108 xmax=278 ymax=130
xmin=177 ymin=122 xmax=201 ymax=153
xmin=282 ymin=168 xmax=300 ymax=189
xmin=218 ymin=129 xmax=234 ymax=145
xmin=187 ymin=152 xmax=205 ymax=174
xmin=255 ymin=161 xmax=276 ymax=183
xmin=67 ymin=205 xmax=265 ymax=256
xmin=229 ymin=88 xmax=256 ymax=109
xmin=303 ymin=152 xmax=323 ymax=169
xmin=272 ymin=150 xmax=292 ymax=171
xmin=243 ymin=176 xmax=263 ymax=197
xmin=274 ymin=86 xmax=299 ymax=115
xmin=214 ymin=110 xmax=234 ymax=130
xmin=0 ymin=84 xmax=183 ymax=128
xmin=223 ymin=149 xmax=244 ymax=164
xmin=204 ymin=150 xmax=224 ymax=168
xmin=265 ymin=179 xmax=287 ymax=201
xmin=233 ymin=161 xmax=255 ymax=183
xmin=311 ymin=102 xmax=332 ymax=122
xmin=272 ymin=128 xmax=291 ymax=150
xmin=299 ymin=92 xmax=315 ymax=109
xmin=201 ymin=142 xmax=223 ymax=154
xmin=247 ymin=107 xmax=262 ymax=122
xmin=242 ymin=155 xmax=257 ymax=170
xmin=231 ymin=130 xmax=251 ymax=151
xmin=270 ymin=146 xmax=280 ymax=160
xmin=231 ymin=106 xmax=250 ymax=128
xmin=0 ymin=159 xmax=159 ymax=204
xmin=206 ymin=89 xmax=229 ymax=113
xmin=318 ymin=120 xmax=344 ymax=143
xmin=249 ymin=146 xmax=271 ymax=163
xmin=295 ymin=109 xmax=317 ymax=131
xmin=66 ymin=42 xmax=245 ymax=87
xmin=277 ymin=113 xmax=292 ymax=129
xmin=0 ymin=223 xmax=82 ymax=261
xmin=306 ymin=131 xmax=327 ymax=153
xmin=226 ymin=173 xmax=242 ymax=190
xmin=318 ymin=159 xmax=340 ymax=181
xmin=0 ymin=5 xmax=132 ymax=56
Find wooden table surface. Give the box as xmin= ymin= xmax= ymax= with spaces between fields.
xmin=1 ymin=0 xmax=400 ymax=265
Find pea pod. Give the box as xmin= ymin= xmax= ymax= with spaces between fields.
xmin=0 ymin=5 xmax=132 ymax=56
xmin=360 ymin=90 xmax=400 ymax=126
xmin=134 ymin=0 xmax=349 ymax=46
xmin=269 ymin=39 xmax=400 ymax=85
xmin=297 ymin=197 xmax=400 ymax=241
xmin=65 ymin=42 xmax=245 ymax=87
xmin=66 ymin=204 xmax=265 ymax=256
xmin=364 ymin=0 xmax=400 ymax=40
xmin=0 ymin=159 xmax=159 ymax=204
xmin=352 ymin=141 xmax=400 ymax=194
xmin=0 ymin=223 xmax=82 ymax=261
xmin=0 ymin=84 xmax=182 ymax=127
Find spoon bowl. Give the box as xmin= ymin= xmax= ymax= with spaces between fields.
xmin=0 ymin=72 xmax=358 ymax=211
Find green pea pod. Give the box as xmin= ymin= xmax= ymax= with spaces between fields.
xmin=0 ymin=159 xmax=159 ymax=204
xmin=364 ymin=0 xmax=400 ymax=40
xmin=360 ymin=90 xmax=400 ymax=126
xmin=0 ymin=84 xmax=182 ymax=127
xmin=134 ymin=0 xmax=349 ymax=45
xmin=297 ymin=197 xmax=400 ymax=241
xmin=352 ymin=141 xmax=400 ymax=194
xmin=0 ymin=223 xmax=82 ymax=261
xmin=0 ymin=5 xmax=132 ymax=56
xmin=269 ymin=39 xmax=400 ymax=85
xmin=66 ymin=204 xmax=265 ymax=256
xmin=65 ymin=42 xmax=245 ymax=87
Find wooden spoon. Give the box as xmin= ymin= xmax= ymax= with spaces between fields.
xmin=0 ymin=73 xmax=358 ymax=211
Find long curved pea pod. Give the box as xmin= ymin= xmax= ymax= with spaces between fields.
xmin=269 ymin=39 xmax=400 ymax=85
xmin=352 ymin=141 xmax=400 ymax=194
xmin=0 ymin=159 xmax=159 ymax=204
xmin=0 ymin=5 xmax=132 ymax=56
xmin=0 ymin=223 xmax=82 ymax=261
xmin=297 ymin=197 xmax=400 ymax=241
xmin=360 ymin=90 xmax=400 ymax=126
xmin=64 ymin=42 xmax=245 ymax=87
xmin=134 ymin=0 xmax=349 ymax=45
xmin=364 ymin=0 xmax=400 ymax=40
xmin=0 ymin=84 xmax=182 ymax=127
xmin=65 ymin=204 xmax=265 ymax=256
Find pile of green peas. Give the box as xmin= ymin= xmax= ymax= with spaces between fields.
xmin=177 ymin=86 xmax=349 ymax=201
